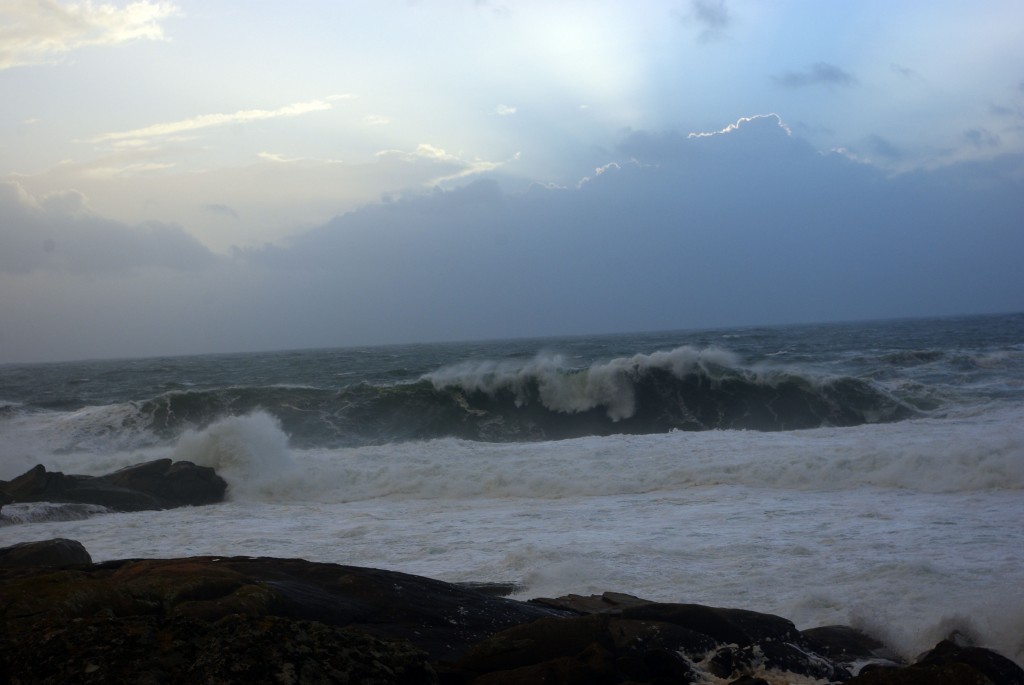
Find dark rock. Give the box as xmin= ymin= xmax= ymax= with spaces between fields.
xmin=0 ymin=460 xmax=227 ymax=512
xmin=61 ymin=480 xmax=166 ymax=511
xmin=0 ymin=538 xmax=93 ymax=567
xmin=529 ymin=591 xmax=656 ymax=615
xmin=803 ymin=624 xmax=904 ymax=673
xmin=729 ymin=677 xmax=771 ymax=685
xmin=620 ymin=602 xmax=801 ymax=646
xmin=1 ymin=463 xmax=84 ymax=501
xmin=104 ymin=458 xmax=226 ymax=507
xmin=3 ymin=548 xmax=1022 ymax=685
xmin=0 ymin=554 xmax=565 ymax=665
xmin=454 ymin=581 xmax=521 ymax=597
xmin=455 ymin=613 xmax=701 ymax=684
xmin=1 ymin=613 xmax=437 ymax=685
xmin=846 ymin=638 xmax=1024 ymax=684
xmin=456 ymin=614 xmax=615 ymax=674
xmin=917 ymin=639 xmax=1024 ymax=685
xmin=708 ymin=640 xmax=851 ymax=683
xmin=803 ymin=624 xmax=900 ymax=662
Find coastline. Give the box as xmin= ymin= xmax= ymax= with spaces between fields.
xmin=2 ymin=538 xmax=1022 ymax=685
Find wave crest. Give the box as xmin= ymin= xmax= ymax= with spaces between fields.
xmin=419 ymin=346 xmax=914 ymax=439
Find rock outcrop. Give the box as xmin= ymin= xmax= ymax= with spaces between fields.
xmin=0 ymin=538 xmax=93 ymax=567
xmin=1 ymin=542 xmax=1021 ymax=684
xmin=0 ymin=458 xmax=226 ymax=512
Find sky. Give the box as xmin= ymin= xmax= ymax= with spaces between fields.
xmin=1 ymin=0 xmax=1023 ymax=363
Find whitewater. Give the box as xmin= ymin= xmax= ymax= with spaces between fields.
xmin=2 ymin=313 xmax=1023 ymax=666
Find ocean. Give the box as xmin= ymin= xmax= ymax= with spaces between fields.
xmin=2 ymin=312 xmax=1023 ymax=665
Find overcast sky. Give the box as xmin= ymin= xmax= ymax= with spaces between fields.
xmin=1 ymin=0 xmax=1023 ymax=363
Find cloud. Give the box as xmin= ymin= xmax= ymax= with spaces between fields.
xmin=889 ymin=63 xmax=919 ymax=79
xmin=686 ymin=0 xmax=731 ymax=41
xmin=375 ymin=143 xmax=511 ymax=185
xmin=495 ymin=104 xmax=517 ymax=115
xmin=686 ymin=113 xmax=792 ymax=139
xmin=203 ymin=203 xmax=239 ymax=220
xmin=364 ymin=114 xmax=392 ymax=126
xmin=990 ymin=103 xmax=1022 ymax=118
xmin=90 ymin=99 xmax=337 ymax=143
xmin=774 ymin=62 xmax=857 ymax=88
xmin=863 ymin=134 xmax=902 ymax=160
xmin=241 ymin=116 xmax=1023 ymax=348
xmin=963 ymin=128 xmax=1001 ymax=148
xmin=4 ymin=116 xmax=1023 ymax=362
xmin=0 ymin=180 xmax=216 ymax=274
xmin=0 ymin=0 xmax=179 ymax=69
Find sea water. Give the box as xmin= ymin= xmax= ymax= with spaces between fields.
xmin=2 ymin=313 xmax=1022 ymax=665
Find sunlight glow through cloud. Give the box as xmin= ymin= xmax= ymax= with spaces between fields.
xmin=688 ymin=113 xmax=792 ymax=138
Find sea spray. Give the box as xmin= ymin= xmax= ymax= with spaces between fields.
xmin=171 ymin=410 xmax=295 ymax=500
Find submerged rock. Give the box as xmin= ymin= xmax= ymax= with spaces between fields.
xmin=0 ymin=459 xmax=227 ymax=512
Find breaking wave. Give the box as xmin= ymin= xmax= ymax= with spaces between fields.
xmin=2 ymin=346 xmax=919 ymax=452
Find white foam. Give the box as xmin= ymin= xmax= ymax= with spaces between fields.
xmin=3 ymin=407 xmax=1022 ymax=667
xmin=199 ymin=406 xmax=1024 ymax=506
xmin=0 ymin=402 xmax=162 ymax=479
xmin=426 ymin=346 xmax=742 ymax=420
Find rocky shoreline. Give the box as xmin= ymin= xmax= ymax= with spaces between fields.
xmin=1 ymin=538 xmax=1021 ymax=685
xmin=0 ymin=460 xmax=227 ymax=514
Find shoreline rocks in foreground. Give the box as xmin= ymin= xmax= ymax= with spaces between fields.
xmin=0 ymin=459 xmax=227 ymax=514
xmin=2 ymin=539 xmax=1021 ymax=684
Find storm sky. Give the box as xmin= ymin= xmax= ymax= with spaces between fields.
xmin=2 ymin=0 xmax=1023 ymax=362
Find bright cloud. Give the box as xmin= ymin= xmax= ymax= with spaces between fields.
xmin=376 ymin=143 xmax=512 ymax=185
xmin=687 ymin=113 xmax=792 ymax=139
xmin=0 ymin=0 xmax=178 ymax=69
xmin=90 ymin=99 xmax=337 ymax=143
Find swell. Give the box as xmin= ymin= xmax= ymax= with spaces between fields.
xmin=413 ymin=349 xmax=917 ymax=442
xmin=5 ymin=347 xmax=920 ymax=451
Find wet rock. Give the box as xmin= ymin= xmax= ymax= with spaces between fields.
xmin=619 ymin=602 xmax=801 ymax=647
xmin=3 ymin=545 xmax=1022 ymax=685
xmin=707 ymin=640 xmax=851 ymax=683
xmin=104 ymin=458 xmax=227 ymax=508
xmin=453 ymin=613 xmax=700 ymax=684
xmin=803 ymin=624 xmax=904 ymax=674
xmin=1 ymin=613 xmax=436 ymax=685
xmin=0 ymin=538 xmax=93 ymax=567
xmin=0 ymin=553 xmax=565 ymax=665
xmin=845 ymin=638 xmax=1024 ymax=684
xmin=529 ymin=591 xmax=655 ymax=615
xmin=0 ymin=459 xmax=226 ymax=512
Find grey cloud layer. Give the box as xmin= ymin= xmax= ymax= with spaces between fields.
xmin=775 ymin=63 xmax=857 ymax=88
xmin=246 ymin=116 xmax=1023 ymax=343
xmin=687 ymin=0 xmax=731 ymax=41
xmin=0 ymin=182 xmax=217 ymax=274
xmin=2 ymin=116 xmax=1022 ymax=362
